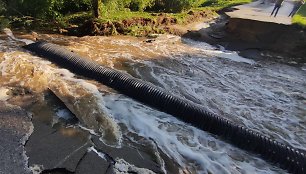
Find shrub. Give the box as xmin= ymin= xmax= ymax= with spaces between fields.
xmin=59 ymin=0 xmax=92 ymax=14
xmin=151 ymin=0 xmax=198 ymax=13
xmin=129 ymin=0 xmax=155 ymax=12
xmin=1 ymin=0 xmax=92 ymax=19
xmin=0 ymin=0 xmax=6 ymax=15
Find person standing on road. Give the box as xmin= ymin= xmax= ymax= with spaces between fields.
xmin=271 ymin=0 xmax=285 ymax=17
xmin=288 ymin=0 xmax=305 ymax=17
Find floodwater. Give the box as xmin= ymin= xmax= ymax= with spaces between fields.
xmin=0 ymin=31 xmax=305 ymax=174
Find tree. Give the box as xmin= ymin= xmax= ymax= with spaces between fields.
xmin=92 ymin=0 xmax=100 ymax=18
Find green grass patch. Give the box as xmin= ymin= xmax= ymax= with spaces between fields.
xmin=201 ymin=0 xmax=252 ymax=10
xmin=98 ymin=10 xmax=154 ymax=23
xmin=2 ymin=0 xmax=253 ymax=35
xmin=63 ymin=0 xmax=252 ymax=25
xmin=293 ymin=5 xmax=306 ymax=28
xmin=62 ymin=12 xmax=92 ymax=24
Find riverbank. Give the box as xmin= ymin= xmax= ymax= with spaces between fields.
xmin=0 ymin=0 xmax=254 ymax=37
xmin=183 ymin=1 xmax=306 ymax=62
xmin=1 ymin=9 xmax=217 ymax=37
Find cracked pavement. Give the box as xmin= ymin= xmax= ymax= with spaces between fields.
xmin=0 ymin=101 xmax=33 ymax=174
xmin=0 ymin=88 xmax=177 ymax=174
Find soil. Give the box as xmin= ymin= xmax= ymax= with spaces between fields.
xmin=65 ymin=10 xmax=216 ymax=36
xmin=183 ymin=14 xmax=306 ymax=63
xmin=182 ymin=0 xmax=306 ymax=63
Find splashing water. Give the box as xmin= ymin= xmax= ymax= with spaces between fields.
xmin=2 ymin=28 xmax=34 ymax=45
xmin=0 ymin=30 xmax=305 ymax=173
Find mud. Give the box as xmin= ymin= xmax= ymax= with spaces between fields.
xmin=183 ymin=15 xmax=306 ymax=63
xmin=67 ymin=10 xmax=215 ymax=37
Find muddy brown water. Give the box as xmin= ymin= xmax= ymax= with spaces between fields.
xmin=0 ymin=32 xmax=305 ymax=174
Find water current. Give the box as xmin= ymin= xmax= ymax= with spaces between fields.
xmin=0 ymin=31 xmax=305 ymax=174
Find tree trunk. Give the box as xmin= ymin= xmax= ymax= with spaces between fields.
xmin=92 ymin=0 xmax=100 ymax=18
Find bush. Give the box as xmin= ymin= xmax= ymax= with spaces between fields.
xmin=0 ymin=16 xmax=10 ymax=29
xmin=129 ymin=0 xmax=155 ymax=12
xmin=1 ymin=0 xmax=92 ymax=19
xmin=0 ymin=0 xmax=6 ymax=15
xmin=101 ymin=0 xmax=198 ymax=13
xmin=2 ymin=0 xmax=61 ymax=19
xmin=151 ymin=0 xmax=198 ymax=13
xmin=58 ymin=0 xmax=92 ymax=14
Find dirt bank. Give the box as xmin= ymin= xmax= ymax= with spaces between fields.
xmin=65 ymin=10 xmax=215 ymax=37
xmin=183 ymin=15 xmax=306 ymax=63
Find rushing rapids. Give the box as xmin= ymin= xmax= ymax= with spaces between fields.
xmin=0 ymin=31 xmax=305 ymax=174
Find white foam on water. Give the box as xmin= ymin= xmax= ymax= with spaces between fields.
xmin=1 ymin=34 xmax=304 ymax=173
xmin=182 ymin=38 xmax=256 ymax=64
xmin=126 ymin=41 xmax=306 ymax=151
xmin=102 ymin=94 xmax=285 ymax=174
xmin=67 ymin=34 xmax=304 ymax=173
xmin=2 ymin=28 xmax=34 ymax=45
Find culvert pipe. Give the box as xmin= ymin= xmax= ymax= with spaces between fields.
xmin=23 ymin=42 xmax=306 ymax=173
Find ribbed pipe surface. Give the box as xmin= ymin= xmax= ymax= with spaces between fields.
xmin=24 ymin=42 xmax=306 ymax=173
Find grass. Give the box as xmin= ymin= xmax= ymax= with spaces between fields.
xmin=2 ymin=0 xmax=253 ymax=35
xmin=292 ymin=5 xmax=306 ymax=28
xmin=0 ymin=16 xmax=10 ymax=29
xmin=55 ymin=0 xmax=253 ymax=36
xmin=200 ymin=0 xmax=252 ymax=10
xmin=99 ymin=10 xmax=154 ymax=22
xmin=63 ymin=0 xmax=252 ymax=25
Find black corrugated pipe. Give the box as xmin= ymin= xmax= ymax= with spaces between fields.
xmin=23 ymin=42 xmax=306 ymax=173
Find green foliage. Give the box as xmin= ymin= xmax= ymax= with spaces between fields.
xmin=1 ymin=0 xmax=92 ymax=19
xmin=1 ymin=0 xmax=253 ymax=20
xmin=201 ymin=0 xmax=251 ymax=8
xmin=100 ymin=0 xmax=154 ymax=13
xmin=100 ymin=0 xmax=201 ymax=13
xmin=129 ymin=0 xmax=155 ymax=11
xmin=152 ymin=0 xmax=199 ymax=13
xmin=0 ymin=0 xmax=6 ymax=15
xmin=0 ymin=0 xmax=254 ymax=35
xmin=101 ymin=0 xmax=130 ymax=11
xmin=97 ymin=10 xmax=152 ymax=22
xmin=59 ymin=0 xmax=92 ymax=14
xmin=293 ymin=5 xmax=306 ymax=28
xmin=0 ymin=16 xmax=10 ymax=29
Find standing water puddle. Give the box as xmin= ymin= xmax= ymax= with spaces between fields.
xmin=0 ymin=32 xmax=305 ymax=174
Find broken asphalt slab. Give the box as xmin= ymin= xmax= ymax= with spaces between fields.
xmin=0 ymin=101 xmax=33 ymax=174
